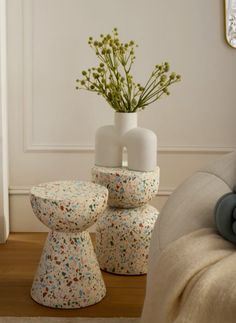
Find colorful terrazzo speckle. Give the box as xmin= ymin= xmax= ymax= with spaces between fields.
xmin=30 ymin=181 xmax=108 ymax=232
xmin=30 ymin=180 xmax=108 ymax=308
xmin=95 ymin=205 xmax=159 ymax=275
xmin=92 ymin=167 xmax=160 ymax=275
xmin=91 ymin=166 xmax=160 ymax=208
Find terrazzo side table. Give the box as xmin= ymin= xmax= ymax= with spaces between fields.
xmin=30 ymin=180 xmax=108 ymax=309
xmin=91 ymin=166 xmax=160 ymax=275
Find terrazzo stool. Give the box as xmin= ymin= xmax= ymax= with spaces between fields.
xmin=91 ymin=166 xmax=160 ymax=275
xmin=30 ymin=181 xmax=108 ymax=308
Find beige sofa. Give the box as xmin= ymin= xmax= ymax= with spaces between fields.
xmin=141 ymin=151 xmax=236 ymax=323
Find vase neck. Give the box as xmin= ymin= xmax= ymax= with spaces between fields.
xmin=114 ymin=112 xmax=137 ymax=136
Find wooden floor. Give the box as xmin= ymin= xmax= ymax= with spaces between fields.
xmin=0 ymin=233 xmax=146 ymax=317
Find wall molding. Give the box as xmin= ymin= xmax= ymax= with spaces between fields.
xmin=9 ymin=186 xmax=174 ymax=197
xmin=23 ymin=0 xmax=34 ymax=152
xmin=22 ymin=1 xmax=236 ymax=155
xmin=24 ymin=143 xmax=235 ymax=154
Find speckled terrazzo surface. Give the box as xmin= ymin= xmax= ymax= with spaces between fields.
xmin=91 ymin=166 xmax=160 ymax=208
xmin=30 ymin=181 xmax=108 ymax=308
xmin=96 ymin=205 xmax=159 ymax=275
xmin=30 ymin=181 xmax=108 ymax=232
xmin=92 ymin=166 xmax=160 ymax=275
xmin=31 ymin=181 xmax=107 ymax=201
xmin=31 ymin=231 xmax=106 ymax=308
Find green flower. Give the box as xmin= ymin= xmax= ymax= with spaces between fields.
xmin=75 ymin=28 xmax=181 ymax=112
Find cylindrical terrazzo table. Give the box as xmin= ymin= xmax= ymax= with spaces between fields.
xmin=91 ymin=166 xmax=160 ymax=275
xmin=30 ymin=180 xmax=108 ymax=308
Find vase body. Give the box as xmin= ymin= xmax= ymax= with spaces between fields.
xmin=95 ymin=111 xmax=157 ymax=172
xmin=114 ymin=112 xmax=137 ymax=136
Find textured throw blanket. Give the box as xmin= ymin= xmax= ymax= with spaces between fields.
xmin=141 ymin=228 xmax=236 ymax=323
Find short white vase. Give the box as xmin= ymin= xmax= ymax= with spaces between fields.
xmin=95 ymin=112 xmax=157 ymax=172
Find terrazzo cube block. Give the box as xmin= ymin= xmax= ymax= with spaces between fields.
xmin=30 ymin=180 xmax=108 ymax=308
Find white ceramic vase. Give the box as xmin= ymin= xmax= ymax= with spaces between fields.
xmin=95 ymin=112 xmax=157 ymax=172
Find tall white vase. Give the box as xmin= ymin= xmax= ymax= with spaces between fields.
xmin=95 ymin=112 xmax=157 ymax=172
xmin=114 ymin=112 xmax=137 ymax=136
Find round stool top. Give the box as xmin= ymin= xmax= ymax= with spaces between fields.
xmin=91 ymin=166 xmax=160 ymax=208
xmin=30 ymin=181 xmax=108 ymax=232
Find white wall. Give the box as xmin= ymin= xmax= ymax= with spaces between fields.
xmin=7 ymin=0 xmax=236 ymax=232
xmin=0 ymin=0 xmax=9 ymax=241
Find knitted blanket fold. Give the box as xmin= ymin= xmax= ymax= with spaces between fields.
xmin=141 ymin=228 xmax=236 ymax=323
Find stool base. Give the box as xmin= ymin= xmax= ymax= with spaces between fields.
xmin=31 ymin=230 xmax=106 ymax=308
xmin=95 ymin=204 xmax=159 ymax=275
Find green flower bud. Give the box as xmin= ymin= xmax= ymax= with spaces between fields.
xmin=161 ymin=75 xmax=167 ymax=82
xmin=100 ymin=63 xmax=104 ymax=67
xmin=81 ymin=80 xmax=85 ymax=85
xmin=170 ymin=72 xmax=176 ymax=80
xmin=90 ymin=85 xmax=95 ymax=90
xmin=93 ymin=73 xmax=99 ymax=79
xmin=82 ymin=71 xmax=87 ymax=76
xmin=76 ymin=86 xmax=79 ymax=90
xmin=164 ymin=65 xmax=170 ymax=72
xmin=176 ymin=74 xmax=181 ymax=80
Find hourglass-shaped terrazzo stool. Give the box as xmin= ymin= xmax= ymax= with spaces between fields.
xmin=30 ymin=181 xmax=108 ymax=308
xmin=92 ymin=166 xmax=160 ymax=275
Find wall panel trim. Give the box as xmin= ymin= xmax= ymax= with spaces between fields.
xmin=22 ymin=1 xmax=236 ymax=155
xmin=9 ymin=186 xmax=174 ymax=197
xmin=24 ymin=144 xmax=235 ymax=154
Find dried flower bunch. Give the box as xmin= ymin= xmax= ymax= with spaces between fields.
xmin=76 ymin=28 xmax=181 ymax=113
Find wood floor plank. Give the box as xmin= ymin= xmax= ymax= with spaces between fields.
xmin=0 ymin=233 xmax=146 ymax=317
